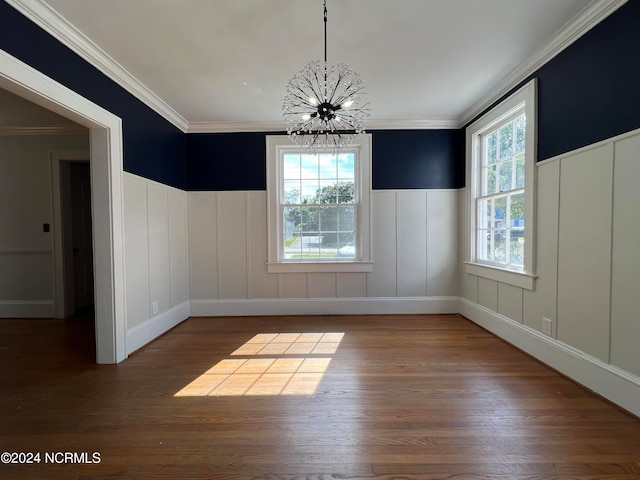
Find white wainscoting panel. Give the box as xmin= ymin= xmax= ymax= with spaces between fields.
xmin=498 ymin=282 xmax=523 ymax=324
xmin=396 ymin=191 xmax=427 ymax=297
xmin=477 ymin=277 xmax=498 ymax=312
xmin=147 ymin=182 xmax=171 ymax=315
xmin=279 ymin=272 xmax=308 ymax=298
xmin=367 ymin=191 xmax=397 ymax=297
xmin=123 ymin=174 xmax=150 ymax=328
xmin=123 ymin=173 xmax=189 ymax=345
xmin=610 ymin=134 xmax=640 ymax=377
xmin=308 ymin=273 xmax=337 ymax=298
xmin=557 ymin=144 xmax=613 ymax=362
xmin=187 ymin=188 xmax=459 ymax=315
xmin=337 ymin=273 xmax=367 ymax=298
xmin=427 ymin=190 xmax=459 ymax=296
xmin=247 ymin=192 xmax=277 ymax=299
xmin=217 ymin=192 xmax=249 ymax=299
xmin=523 ymin=159 xmax=560 ymax=335
xmin=169 ymin=188 xmax=188 ymax=307
xmin=188 ymin=192 xmax=218 ymax=299
xmin=462 ymin=273 xmax=478 ymax=303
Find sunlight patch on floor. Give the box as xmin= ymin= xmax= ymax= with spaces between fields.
xmin=175 ymin=333 xmax=344 ymax=397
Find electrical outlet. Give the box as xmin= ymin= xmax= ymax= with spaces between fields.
xmin=542 ymin=317 xmax=552 ymax=336
xmin=152 ymin=301 xmax=158 ymax=315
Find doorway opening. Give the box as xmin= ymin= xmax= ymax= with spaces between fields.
xmin=53 ymin=154 xmax=95 ymax=318
xmin=1 ymin=48 xmax=126 ymax=363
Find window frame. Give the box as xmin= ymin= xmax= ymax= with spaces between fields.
xmin=465 ymin=79 xmax=537 ymax=290
xmin=266 ymin=134 xmax=373 ymax=273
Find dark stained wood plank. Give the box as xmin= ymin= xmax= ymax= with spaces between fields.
xmin=1 ymin=314 xmax=640 ymax=479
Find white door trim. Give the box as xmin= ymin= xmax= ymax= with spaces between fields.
xmin=0 ymin=48 xmax=127 ymax=363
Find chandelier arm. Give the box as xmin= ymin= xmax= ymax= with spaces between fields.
xmin=287 ymin=86 xmax=314 ymax=108
xmin=308 ymin=71 xmax=325 ymax=105
xmin=327 ymin=69 xmax=345 ymax=106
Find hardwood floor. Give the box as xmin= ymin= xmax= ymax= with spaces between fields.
xmin=1 ymin=314 xmax=639 ymax=479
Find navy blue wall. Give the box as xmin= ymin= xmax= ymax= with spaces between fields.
xmin=467 ymin=0 xmax=640 ymax=162
xmin=372 ymin=130 xmax=464 ymax=189
xmin=186 ymin=130 xmax=464 ymax=191
xmin=535 ymin=0 xmax=640 ymax=161
xmin=0 ymin=2 xmax=186 ymax=189
xmin=186 ymin=132 xmax=273 ymax=191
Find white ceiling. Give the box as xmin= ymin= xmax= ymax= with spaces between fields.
xmin=2 ymin=0 xmax=626 ymax=131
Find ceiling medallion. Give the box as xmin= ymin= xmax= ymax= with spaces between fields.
xmin=282 ymin=0 xmax=370 ymax=151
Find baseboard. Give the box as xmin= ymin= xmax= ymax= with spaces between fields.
xmin=459 ymin=298 xmax=640 ymax=418
xmin=126 ymin=301 xmax=190 ymax=355
xmin=190 ymin=296 xmax=459 ymax=317
xmin=0 ymin=300 xmax=55 ymax=318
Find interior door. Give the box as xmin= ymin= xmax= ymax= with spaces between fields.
xmin=70 ymin=162 xmax=94 ymax=310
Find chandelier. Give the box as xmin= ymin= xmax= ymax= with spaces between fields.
xmin=282 ymin=0 xmax=370 ymax=151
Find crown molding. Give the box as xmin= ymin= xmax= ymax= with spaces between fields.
xmin=0 ymin=125 xmax=88 ymax=136
xmin=457 ymin=0 xmax=628 ymax=128
xmin=187 ymin=121 xmax=286 ymax=134
xmin=366 ymin=119 xmax=460 ymax=130
xmin=5 ymin=0 xmax=189 ymax=132
xmin=186 ymin=118 xmax=459 ymax=134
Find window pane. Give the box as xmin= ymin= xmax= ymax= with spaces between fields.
xmin=337 ymin=153 xmax=355 ymax=180
xmin=319 ymin=206 xmax=338 ymax=239
xmin=318 ymin=153 xmax=337 ymax=180
xmin=337 ymin=181 xmax=355 ymax=204
xmin=283 ymin=207 xmax=300 ymax=247
xmin=499 ymin=160 xmax=513 ymax=192
xmin=300 ymin=180 xmax=318 ymax=202
xmin=300 ymin=154 xmax=318 ymax=179
xmin=478 ymin=199 xmax=490 ymax=261
xmin=283 ymin=154 xmax=300 ymax=180
xmin=317 ymin=181 xmax=337 ymax=203
xmin=494 ymin=196 xmax=507 ymax=229
xmin=485 ymin=133 xmax=497 ymax=165
xmin=515 ymin=153 xmax=525 ymax=189
xmin=509 ymin=234 xmax=524 ymax=267
xmin=515 ymin=115 xmax=526 ymax=154
xmin=499 ymin=124 xmax=513 ymax=160
xmin=484 ymin=164 xmax=497 ymax=195
xmin=493 ymin=230 xmax=506 ymax=263
xmin=283 ymin=180 xmax=300 ymax=204
xmin=510 ymin=192 xmax=524 ymax=228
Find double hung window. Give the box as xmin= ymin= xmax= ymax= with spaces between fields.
xmin=477 ymin=112 xmax=526 ymax=268
xmin=466 ymin=79 xmax=536 ymax=289
xmin=266 ymin=135 xmax=372 ymax=273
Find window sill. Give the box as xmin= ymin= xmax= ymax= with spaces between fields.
xmin=464 ymin=262 xmax=536 ymax=290
xmin=267 ymin=261 xmax=374 ymax=274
